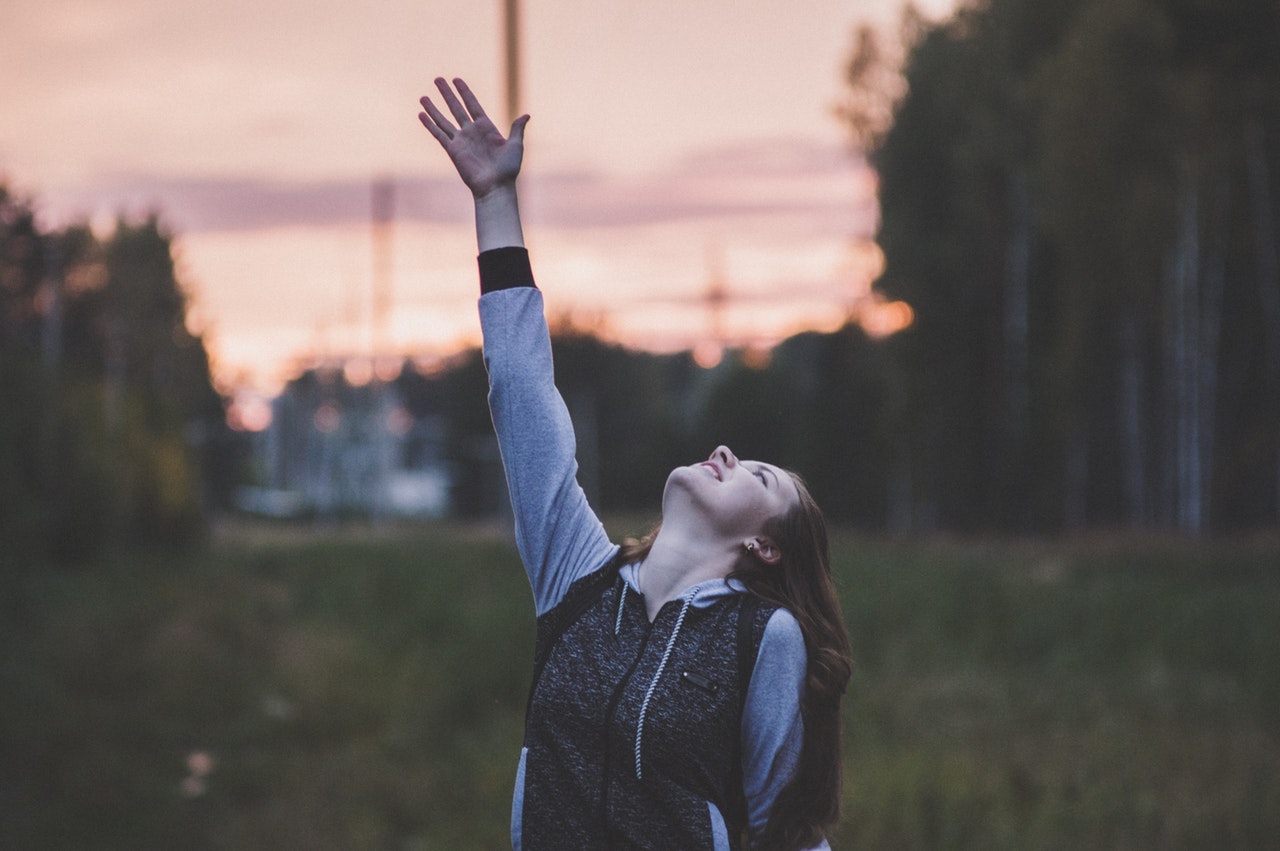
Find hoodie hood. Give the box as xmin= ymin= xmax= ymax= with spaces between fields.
xmin=618 ymin=561 xmax=748 ymax=609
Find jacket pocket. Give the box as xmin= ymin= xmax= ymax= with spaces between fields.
xmin=707 ymin=799 xmax=731 ymax=851
xmin=680 ymin=668 xmax=721 ymax=695
xmin=511 ymin=747 xmax=528 ymax=851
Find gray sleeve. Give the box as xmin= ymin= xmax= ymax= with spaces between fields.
xmin=479 ymin=287 xmax=618 ymax=615
xmin=741 ymin=609 xmax=831 ymax=850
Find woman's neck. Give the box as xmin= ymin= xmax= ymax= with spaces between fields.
xmin=638 ymin=525 xmax=739 ymax=622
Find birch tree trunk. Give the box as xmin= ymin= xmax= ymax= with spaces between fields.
xmin=1165 ymin=164 xmax=1201 ymax=533
xmin=1004 ymin=166 xmax=1031 ymax=446
xmin=1244 ymin=119 xmax=1280 ymax=524
xmin=1119 ymin=311 xmax=1147 ymax=527
xmin=1064 ymin=427 xmax=1088 ymax=531
xmin=1198 ymin=172 xmax=1228 ymax=532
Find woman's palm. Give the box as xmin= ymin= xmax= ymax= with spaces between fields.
xmin=446 ymin=116 xmax=524 ymax=198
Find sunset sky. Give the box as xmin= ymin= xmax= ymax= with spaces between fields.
xmin=4 ymin=0 xmax=958 ymax=401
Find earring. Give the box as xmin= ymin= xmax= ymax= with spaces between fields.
xmin=744 ymin=541 xmax=757 ymax=554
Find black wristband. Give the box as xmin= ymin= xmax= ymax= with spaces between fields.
xmin=478 ymin=246 xmax=536 ymax=294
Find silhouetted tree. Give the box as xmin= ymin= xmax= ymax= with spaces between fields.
xmin=0 ymin=188 xmax=231 ymax=561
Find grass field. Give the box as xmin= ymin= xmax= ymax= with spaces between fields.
xmin=3 ymin=521 xmax=1277 ymax=849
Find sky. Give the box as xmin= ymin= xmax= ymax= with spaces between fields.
xmin=4 ymin=0 xmax=959 ymax=408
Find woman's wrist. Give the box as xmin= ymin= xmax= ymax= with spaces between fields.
xmin=474 ymin=183 xmax=525 ymax=252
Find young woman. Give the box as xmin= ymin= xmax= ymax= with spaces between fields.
xmin=418 ymin=77 xmax=851 ymax=851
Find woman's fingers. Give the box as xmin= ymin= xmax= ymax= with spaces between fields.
xmin=417 ymin=111 xmax=449 ymax=145
xmin=418 ymin=96 xmax=455 ymax=142
xmin=435 ymin=77 xmax=472 ymax=126
xmin=421 ymin=78 xmax=493 ymax=147
xmin=454 ymin=78 xmax=489 ymax=123
xmin=508 ymin=114 xmax=530 ymax=145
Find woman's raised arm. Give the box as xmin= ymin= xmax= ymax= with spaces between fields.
xmin=418 ymin=77 xmax=530 ymax=252
xmin=417 ymin=77 xmax=617 ymax=612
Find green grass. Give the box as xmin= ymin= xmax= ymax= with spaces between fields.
xmin=2 ymin=523 xmax=1277 ymax=849
xmin=833 ymin=534 xmax=1280 ymax=849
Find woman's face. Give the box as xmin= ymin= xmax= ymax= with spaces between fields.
xmin=663 ymin=445 xmax=801 ymax=539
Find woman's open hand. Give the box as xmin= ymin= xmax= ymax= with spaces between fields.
xmin=419 ymin=77 xmax=529 ymax=200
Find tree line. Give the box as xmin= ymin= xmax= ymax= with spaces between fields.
xmin=1 ymin=186 xmax=235 ymax=563
xmin=372 ymin=318 xmax=896 ymax=528
xmin=840 ymin=0 xmax=1280 ymax=534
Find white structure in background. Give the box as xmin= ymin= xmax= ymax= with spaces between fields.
xmin=237 ymin=365 xmax=451 ymax=519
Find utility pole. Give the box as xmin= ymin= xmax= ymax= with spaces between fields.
xmin=370 ymin=176 xmax=395 ymax=523
xmin=39 ymin=238 xmax=64 ymax=514
xmin=40 ymin=239 xmax=63 ymax=373
xmin=371 ymin=177 xmax=395 ymax=359
xmin=504 ymin=0 xmax=521 ymax=125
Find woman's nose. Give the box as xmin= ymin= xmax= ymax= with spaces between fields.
xmin=710 ymin=445 xmax=738 ymax=468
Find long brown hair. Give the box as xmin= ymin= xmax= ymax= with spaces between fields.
xmin=618 ymin=472 xmax=852 ymax=849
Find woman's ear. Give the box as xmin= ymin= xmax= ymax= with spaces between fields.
xmin=751 ymin=537 xmax=782 ymax=565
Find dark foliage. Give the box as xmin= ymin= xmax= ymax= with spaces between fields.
xmin=0 ymin=187 xmax=235 ymax=562
xmin=852 ymin=0 xmax=1280 ymax=533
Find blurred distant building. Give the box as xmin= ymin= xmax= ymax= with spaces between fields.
xmin=236 ymin=363 xmax=451 ymax=519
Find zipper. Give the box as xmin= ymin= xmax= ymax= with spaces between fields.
xmin=599 ymin=615 xmax=654 ymax=844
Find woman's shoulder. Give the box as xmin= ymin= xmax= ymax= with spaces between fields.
xmin=741 ymin=605 xmax=806 ymax=742
xmin=760 ymin=606 xmax=804 ymax=655
xmin=737 ymin=595 xmax=803 ymax=658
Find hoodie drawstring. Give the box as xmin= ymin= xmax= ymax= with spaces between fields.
xmin=633 ymin=587 xmax=697 ymax=780
xmin=614 ymin=583 xmax=627 ymax=636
